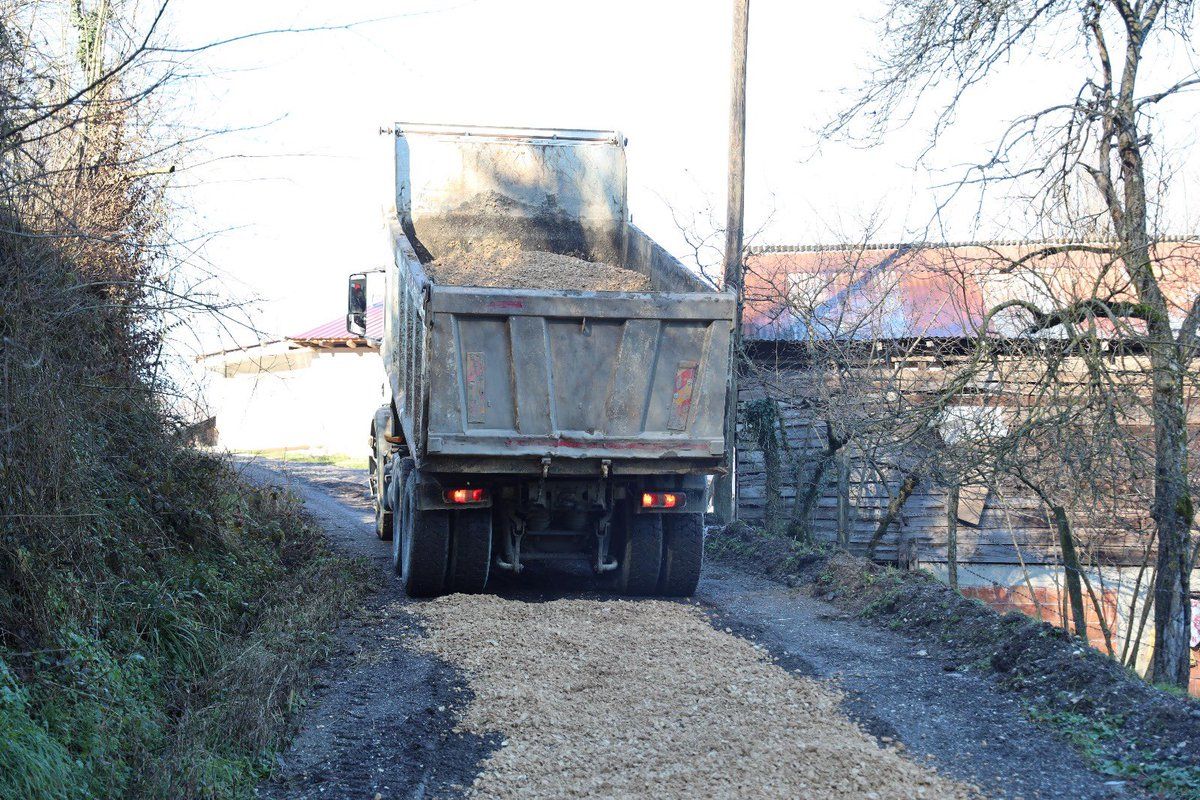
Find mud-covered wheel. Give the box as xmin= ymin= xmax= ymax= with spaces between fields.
xmin=616 ymin=511 xmax=662 ymax=595
xmin=446 ymin=508 xmax=492 ymax=594
xmin=658 ymin=512 xmax=704 ymax=597
xmin=390 ymin=458 xmax=414 ymax=575
xmin=397 ymin=467 xmax=449 ymax=598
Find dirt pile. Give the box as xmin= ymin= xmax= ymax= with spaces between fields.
xmin=425 ymin=241 xmax=650 ymax=292
xmin=408 ymin=595 xmax=978 ymax=800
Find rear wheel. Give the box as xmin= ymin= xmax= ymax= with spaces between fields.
xmin=446 ymin=509 xmax=492 ymax=594
xmin=397 ymin=469 xmax=450 ymax=598
xmin=658 ymin=512 xmax=704 ymax=596
xmin=616 ymin=511 xmax=662 ymax=596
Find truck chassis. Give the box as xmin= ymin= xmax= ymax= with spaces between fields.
xmin=371 ymin=418 xmax=706 ymax=597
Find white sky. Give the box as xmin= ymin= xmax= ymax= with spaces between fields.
xmin=163 ymin=0 xmax=1200 ymax=352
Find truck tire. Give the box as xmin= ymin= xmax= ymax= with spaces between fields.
xmin=397 ymin=469 xmax=449 ymax=598
xmin=390 ymin=458 xmax=414 ymax=575
xmin=371 ymin=424 xmax=392 ymax=541
xmin=616 ymin=511 xmax=662 ymax=596
xmin=658 ymin=512 xmax=704 ymax=597
xmin=446 ymin=509 xmax=492 ymax=594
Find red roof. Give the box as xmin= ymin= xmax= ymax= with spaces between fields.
xmin=290 ymin=302 xmax=384 ymax=342
xmin=744 ymin=241 xmax=1200 ymax=341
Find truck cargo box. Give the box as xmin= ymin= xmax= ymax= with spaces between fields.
xmin=380 ymin=124 xmax=735 ymax=476
xmin=356 ymin=123 xmax=732 ymax=597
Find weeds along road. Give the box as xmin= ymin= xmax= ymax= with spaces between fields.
xmin=241 ymin=458 xmax=1141 ymax=800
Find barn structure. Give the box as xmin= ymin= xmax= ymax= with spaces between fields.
xmin=736 ymin=239 xmax=1200 ymax=686
xmin=198 ymin=304 xmax=385 ymax=456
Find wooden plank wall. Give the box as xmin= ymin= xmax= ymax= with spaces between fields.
xmin=735 ymin=375 xmax=1156 ymax=568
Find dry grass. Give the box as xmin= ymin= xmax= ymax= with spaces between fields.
xmin=159 ymin=499 xmax=373 ymax=798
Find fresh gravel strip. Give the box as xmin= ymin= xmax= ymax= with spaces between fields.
xmin=408 ymin=595 xmax=981 ymax=799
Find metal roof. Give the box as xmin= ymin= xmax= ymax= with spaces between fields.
xmin=743 ymin=241 xmax=1200 ymax=342
xmin=746 ymin=235 xmax=1198 ymax=255
xmin=290 ymin=302 xmax=384 ymax=343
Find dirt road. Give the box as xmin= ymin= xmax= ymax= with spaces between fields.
xmin=244 ymin=459 xmax=1139 ymax=800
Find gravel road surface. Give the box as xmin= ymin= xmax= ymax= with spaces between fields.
xmin=243 ymin=458 xmax=1139 ymax=800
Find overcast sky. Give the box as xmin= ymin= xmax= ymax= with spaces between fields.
xmin=165 ymin=0 xmax=1200 ymax=352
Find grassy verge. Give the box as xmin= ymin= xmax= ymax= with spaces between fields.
xmin=0 ymin=18 xmax=374 ymax=796
xmin=1 ymin=455 xmax=372 ymax=800
xmin=706 ymin=522 xmax=1200 ymax=799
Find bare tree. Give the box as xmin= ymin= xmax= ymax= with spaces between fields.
xmin=742 ymin=237 xmax=1180 ymax=673
xmin=830 ymin=0 xmax=1200 ymax=689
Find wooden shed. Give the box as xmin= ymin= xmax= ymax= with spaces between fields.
xmin=736 ymin=239 xmax=1200 ymax=679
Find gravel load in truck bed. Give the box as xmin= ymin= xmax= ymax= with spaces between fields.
xmin=425 ymin=242 xmax=651 ymax=292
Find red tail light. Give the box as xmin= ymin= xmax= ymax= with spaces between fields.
xmin=444 ymin=487 xmax=487 ymax=504
xmin=641 ymin=492 xmax=684 ymax=509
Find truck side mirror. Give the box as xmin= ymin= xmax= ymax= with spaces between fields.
xmin=347 ymin=273 xmax=367 ymax=336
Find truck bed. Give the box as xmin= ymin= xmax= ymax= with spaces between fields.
xmin=383 ymin=124 xmax=734 ymax=475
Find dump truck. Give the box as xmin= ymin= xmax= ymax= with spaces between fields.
xmin=348 ymin=123 xmax=734 ymax=598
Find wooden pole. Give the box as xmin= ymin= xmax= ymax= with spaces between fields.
xmin=714 ymin=0 xmax=749 ymax=524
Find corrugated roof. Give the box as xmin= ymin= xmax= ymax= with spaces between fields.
xmin=744 ymin=241 xmax=1200 ymax=341
xmin=290 ymin=302 xmax=384 ymax=342
xmin=746 ymin=235 xmax=1199 ymax=254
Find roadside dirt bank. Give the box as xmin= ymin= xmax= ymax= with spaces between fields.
xmin=243 ymin=460 xmax=1161 ymax=799
xmin=707 ymin=522 xmax=1199 ymax=798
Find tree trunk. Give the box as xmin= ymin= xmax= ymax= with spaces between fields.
xmin=762 ymin=422 xmax=783 ymax=537
xmin=1111 ymin=60 xmax=1195 ymax=687
xmin=1052 ymin=504 xmax=1088 ymax=642
xmin=1079 ymin=567 xmax=1116 ymax=658
xmin=1127 ymin=565 xmax=1157 ymax=671
xmin=836 ymin=454 xmax=851 ymax=549
xmin=788 ymin=456 xmax=830 ymax=541
xmin=786 ymin=419 xmax=845 ymax=542
xmin=866 ymin=469 xmax=921 ymax=559
xmin=946 ymin=483 xmax=959 ymax=591
xmin=746 ymin=398 xmax=783 ymax=536
xmin=1147 ymin=359 xmax=1194 ymax=686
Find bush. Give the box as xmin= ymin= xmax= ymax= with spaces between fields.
xmin=0 ymin=8 xmax=375 ymax=795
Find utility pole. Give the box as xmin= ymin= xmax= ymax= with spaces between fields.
xmin=714 ymin=0 xmax=749 ymax=524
